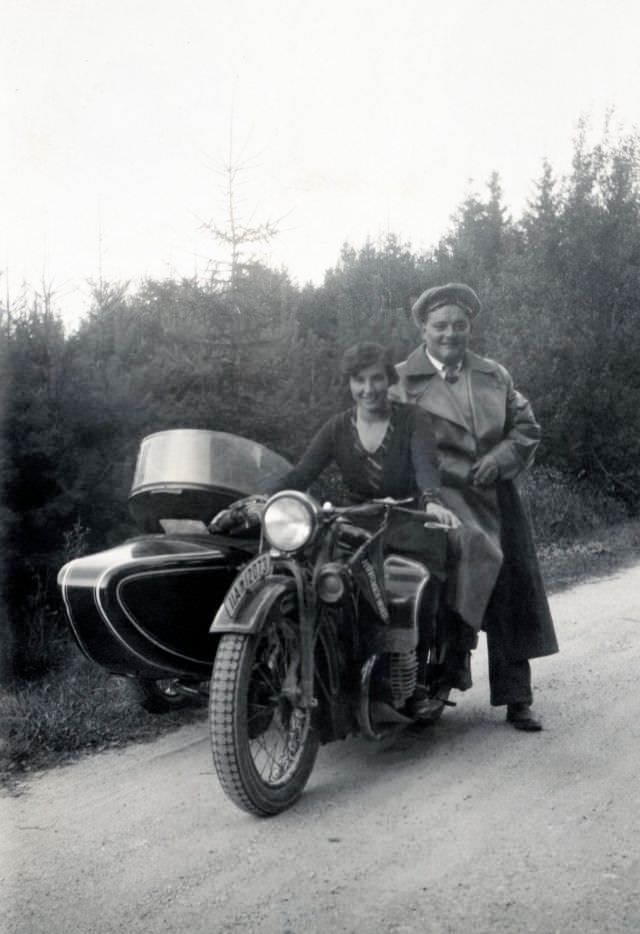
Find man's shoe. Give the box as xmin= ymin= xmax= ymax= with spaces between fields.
xmin=506 ymin=703 xmax=542 ymax=731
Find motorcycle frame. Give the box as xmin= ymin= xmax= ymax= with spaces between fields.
xmin=210 ymin=503 xmax=431 ymax=734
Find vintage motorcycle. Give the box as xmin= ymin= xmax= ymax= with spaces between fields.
xmin=207 ymin=489 xmax=454 ymax=816
xmin=58 ymin=429 xmax=456 ymax=817
xmin=57 ymin=429 xmax=293 ymax=711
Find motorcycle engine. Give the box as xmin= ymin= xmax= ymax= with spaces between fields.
xmin=388 ymin=651 xmax=418 ymax=707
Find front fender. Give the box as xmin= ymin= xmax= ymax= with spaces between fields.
xmin=210 ymin=577 xmax=295 ymax=635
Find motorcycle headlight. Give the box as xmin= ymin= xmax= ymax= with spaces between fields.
xmin=263 ymin=491 xmax=319 ymax=553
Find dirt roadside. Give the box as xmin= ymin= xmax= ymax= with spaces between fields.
xmin=2 ymin=565 xmax=640 ymax=934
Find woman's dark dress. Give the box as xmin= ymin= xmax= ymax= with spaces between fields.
xmin=276 ymin=402 xmax=440 ymax=502
xmin=273 ymin=402 xmax=448 ymax=577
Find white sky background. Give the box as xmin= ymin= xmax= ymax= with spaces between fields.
xmin=2 ymin=0 xmax=640 ymax=329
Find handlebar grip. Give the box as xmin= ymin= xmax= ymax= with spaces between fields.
xmin=344 ymin=503 xmax=384 ymax=517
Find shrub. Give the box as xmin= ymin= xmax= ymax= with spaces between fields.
xmin=521 ymin=465 xmax=628 ymax=545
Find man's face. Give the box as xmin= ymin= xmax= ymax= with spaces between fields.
xmin=421 ymin=304 xmax=471 ymax=366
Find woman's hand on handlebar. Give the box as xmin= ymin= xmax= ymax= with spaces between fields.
xmin=424 ymin=502 xmax=460 ymax=528
xmin=209 ymin=495 xmax=267 ymax=534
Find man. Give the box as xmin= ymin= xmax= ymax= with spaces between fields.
xmin=390 ymin=283 xmax=558 ymax=730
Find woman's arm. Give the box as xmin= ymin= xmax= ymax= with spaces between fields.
xmin=210 ymin=418 xmax=337 ymax=534
xmin=410 ymin=407 xmax=442 ymax=499
xmin=411 ymin=408 xmax=459 ymax=526
xmin=267 ymin=417 xmax=336 ymax=494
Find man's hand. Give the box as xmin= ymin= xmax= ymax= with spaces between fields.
xmin=470 ymin=453 xmax=499 ymax=486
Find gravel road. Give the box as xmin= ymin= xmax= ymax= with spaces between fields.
xmin=3 ymin=564 xmax=640 ymax=934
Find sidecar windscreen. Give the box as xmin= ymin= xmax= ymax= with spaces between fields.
xmin=128 ymin=429 xmax=292 ymax=532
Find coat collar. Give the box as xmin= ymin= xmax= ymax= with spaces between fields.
xmin=401 ymin=347 xmax=496 ymax=434
xmin=404 ymin=346 xmax=495 ymax=378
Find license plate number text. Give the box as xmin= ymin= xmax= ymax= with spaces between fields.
xmin=224 ymin=553 xmax=272 ymax=616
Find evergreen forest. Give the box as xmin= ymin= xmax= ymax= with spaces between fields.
xmin=3 ymin=124 xmax=640 ymax=684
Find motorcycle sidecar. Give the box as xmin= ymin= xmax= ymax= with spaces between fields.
xmin=57 ymin=430 xmax=292 ymax=709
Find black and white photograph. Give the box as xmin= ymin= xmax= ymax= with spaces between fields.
xmin=2 ymin=1 xmax=640 ymax=931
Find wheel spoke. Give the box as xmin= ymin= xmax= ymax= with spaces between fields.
xmin=250 ymin=723 xmax=289 ymax=782
xmin=246 ymin=703 xmax=274 ymax=725
xmin=251 ymin=665 xmax=280 ymax=697
xmin=250 ymin=711 xmax=291 ymax=777
xmin=249 ymin=620 xmax=308 ymax=784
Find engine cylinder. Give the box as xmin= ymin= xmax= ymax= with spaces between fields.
xmin=388 ymin=650 xmax=418 ymax=707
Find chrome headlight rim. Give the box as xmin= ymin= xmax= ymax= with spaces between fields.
xmin=262 ymin=490 xmax=320 ymax=553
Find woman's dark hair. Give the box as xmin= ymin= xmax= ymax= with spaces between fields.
xmin=340 ymin=342 xmax=399 ymax=385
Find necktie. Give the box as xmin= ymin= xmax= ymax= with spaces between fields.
xmin=444 ymin=365 xmax=459 ymax=384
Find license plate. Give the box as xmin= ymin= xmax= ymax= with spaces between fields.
xmin=224 ymin=553 xmax=272 ymax=616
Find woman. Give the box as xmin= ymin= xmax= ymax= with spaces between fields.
xmin=273 ymin=341 xmax=456 ymax=528
xmin=271 ymin=341 xmax=463 ymax=716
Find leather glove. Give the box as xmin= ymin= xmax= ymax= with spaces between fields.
xmin=208 ymin=495 xmax=267 ymax=534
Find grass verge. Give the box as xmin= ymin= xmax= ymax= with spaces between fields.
xmin=537 ymin=518 xmax=640 ymax=591
xmin=0 ymin=660 xmax=207 ymax=789
xmin=3 ymin=518 xmax=640 ymax=787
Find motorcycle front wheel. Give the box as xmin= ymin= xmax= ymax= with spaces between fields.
xmin=209 ymin=591 xmax=320 ymax=816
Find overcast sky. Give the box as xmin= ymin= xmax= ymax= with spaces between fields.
xmin=2 ymin=0 xmax=640 ymax=327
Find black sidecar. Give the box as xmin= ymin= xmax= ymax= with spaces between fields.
xmin=57 ymin=429 xmax=292 ymax=709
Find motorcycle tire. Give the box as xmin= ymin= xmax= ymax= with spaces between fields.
xmin=209 ymin=591 xmax=320 ymax=817
xmin=130 ymin=677 xmax=206 ymax=714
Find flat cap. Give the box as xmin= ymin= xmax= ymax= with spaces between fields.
xmin=412 ymin=283 xmax=482 ymax=326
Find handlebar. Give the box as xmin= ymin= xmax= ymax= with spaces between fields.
xmin=328 ymin=499 xmax=456 ymax=535
xmin=329 ymin=498 xmax=443 ymax=521
xmin=328 ymin=497 xmax=416 ymax=517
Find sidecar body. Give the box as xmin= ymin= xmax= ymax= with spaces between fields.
xmin=58 ymin=430 xmax=292 ymax=682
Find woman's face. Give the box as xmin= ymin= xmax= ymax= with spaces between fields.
xmin=349 ymin=362 xmax=390 ymax=414
xmin=421 ymin=304 xmax=471 ymax=365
